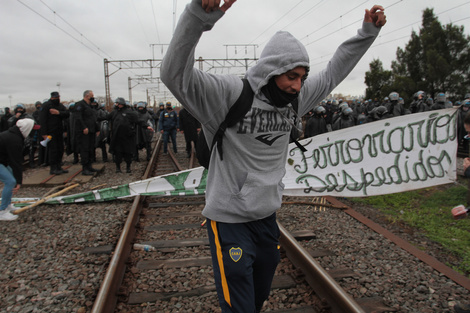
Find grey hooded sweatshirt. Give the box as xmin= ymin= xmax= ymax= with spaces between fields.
xmin=161 ymin=0 xmax=381 ymax=223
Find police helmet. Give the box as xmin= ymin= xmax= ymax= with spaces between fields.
xmin=436 ymin=93 xmax=446 ymax=103
xmin=339 ymin=102 xmax=349 ymax=111
xmin=35 ymin=101 xmax=42 ymax=108
xmin=115 ymin=97 xmax=126 ymax=105
xmin=376 ymin=106 xmax=387 ymax=117
xmin=314 ymin=105 xmax=326 ymax=115
xmin=136 ymin=102 xmax=146 ymax=108
xmin=69 ymin=102 xmax=75 ymax=108
xmin=389 ymin=92 xmax=399 ymax=101
xmin=342 ymin=107 xmax=353 ymax=116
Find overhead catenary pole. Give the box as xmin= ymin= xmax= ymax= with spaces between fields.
xmin=105 ymin=55 xmax=258 ymax=108
xmin=104 ymin=59 xmax=111 ymax=109
xmin=128 ymin=77 xmax=132 ymax=105
xmin=173 ymin=0 xmax=177 ymax=35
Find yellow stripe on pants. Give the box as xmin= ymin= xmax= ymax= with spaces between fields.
xmin=211 ymin=220 xmax=231 ymax=307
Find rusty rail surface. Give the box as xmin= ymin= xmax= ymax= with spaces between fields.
xmin=91 ymin=138 xmax=470 ymax=312
xmin=278 ymin=222 xmax=366 ymax=313
xmin=325 ymin=196 xmax=470 ymax=292
xmin=91 ymin=136 xmax=162 ymax=313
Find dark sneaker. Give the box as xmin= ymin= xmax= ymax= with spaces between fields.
xmin=81 ymin=170 xmax=94 ymax=176
xmin=50 ymin=169 xmax=63 ymax=175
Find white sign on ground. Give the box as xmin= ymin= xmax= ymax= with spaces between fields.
xmin=9 ymin=108 xmax=458 ymax=206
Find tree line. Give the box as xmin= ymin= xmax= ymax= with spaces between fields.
xmin=365 ymin=8 xmax=470 ymax=105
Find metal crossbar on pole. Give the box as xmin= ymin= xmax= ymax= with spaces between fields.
xmin=103 ymin=57 xmax=258 ymax=107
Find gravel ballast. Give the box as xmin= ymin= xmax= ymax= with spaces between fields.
xmin=1 ymin=151 xmax=469 ymax=312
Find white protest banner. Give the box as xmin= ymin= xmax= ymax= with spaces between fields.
xmin=282 ymin=108 xmax=458 ymax=197
xmin=8 ymin=109 xmax=458 ymax=207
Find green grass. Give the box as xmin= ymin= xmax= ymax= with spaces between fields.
xmin=349 ymin=183 xmax=470 ymax=276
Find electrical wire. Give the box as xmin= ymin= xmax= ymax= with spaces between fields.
xmin=307 ymin=1 xmax=470 ymax=63
xmin=305 ymin=18 xmax=362 ymax=47
xmin=236 ymin=0 xmax=322 ymax=60
xmin=300 ymin=0 xmax=367 ymax=41
xmin=281 ymin=0 xmax=326 ymax=32
xmin=16 ymin=0 xmax=108 ymax=60
xmin=131 ymin=0 xmax=152 ymax=45
xmin=248 ymin=0 xmax=305 ymax=45
xmin=38 ymin=0 xmax=113 ymax=59
xmin=303 ymin=0 xmax=403 ymax=46
xmin=17 ymin=0 xmax=139 ymax=78
xmin=242 ymin=0 xmax=378 ymax=60
xmin=149 ymin=0 xmax=161 ymax=44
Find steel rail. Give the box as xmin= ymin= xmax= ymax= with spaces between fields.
xmin=325 ymin=196 xmax=470 ymax=291
xmin=189 ymin=141 xmax=196 ymax=168
xmin=91 ymin=136 xmax=162 ymax=313
xmin=168 ymin=149 xmax=183 ymax=171
xmin=278 ymin=222 xmax=366 ymax=313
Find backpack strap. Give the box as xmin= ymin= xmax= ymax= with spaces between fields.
xmin=211 ymin=78 xmax=254 ymax=161
xmin=289 ymin=98 xmax=307 ymax=152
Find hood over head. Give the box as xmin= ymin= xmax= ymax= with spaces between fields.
xmin=246 ymin=31 xmax=310 ymax=95
xmin=16 ymin=118 xmax=35 ymax=138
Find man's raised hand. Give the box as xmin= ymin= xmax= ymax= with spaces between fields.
xmin=364 ymin=5 xmax=386 ymax=27
xmin=202 ymin=0 xmax=236 ymax=13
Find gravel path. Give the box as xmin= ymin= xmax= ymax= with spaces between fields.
xmin=1 ymin=152 xmax=469 ymax=312
xmin=1 ymin=151 xmax=148 ymax=312
xmin=279 ymin=197 xmax=470 ymax=313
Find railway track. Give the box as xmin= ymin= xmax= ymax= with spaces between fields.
xmin=90 ymin=134 xmax=470 ymax=313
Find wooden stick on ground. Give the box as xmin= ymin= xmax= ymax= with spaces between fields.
xmin=42 ymin=183 xmax=74 ymax=199
xmin=282 ymin=201 xmax=346 ymax=209
xmin=13 ymin=183 xmax=80 ymax=215
xmin=11 ymin=200 xmax=38 ymax=204
xmin=90 ymin=183 xmax=107 ymax=190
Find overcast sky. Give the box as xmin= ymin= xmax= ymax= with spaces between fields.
xmin=1 ymin=0 xmax=469 ymax=107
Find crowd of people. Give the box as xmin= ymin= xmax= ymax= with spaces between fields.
xmin=0 ymin=90 xmax=205 ymax=221
xmin=1 ymin=89 xmax=468 ymax=219
xmin=1 ymin=89 xmax=469 ymax=180
xmin=0 ymin=91 xmax=204 ymax=179
xmin=303 ymin=91 xmax=470 ymax=141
